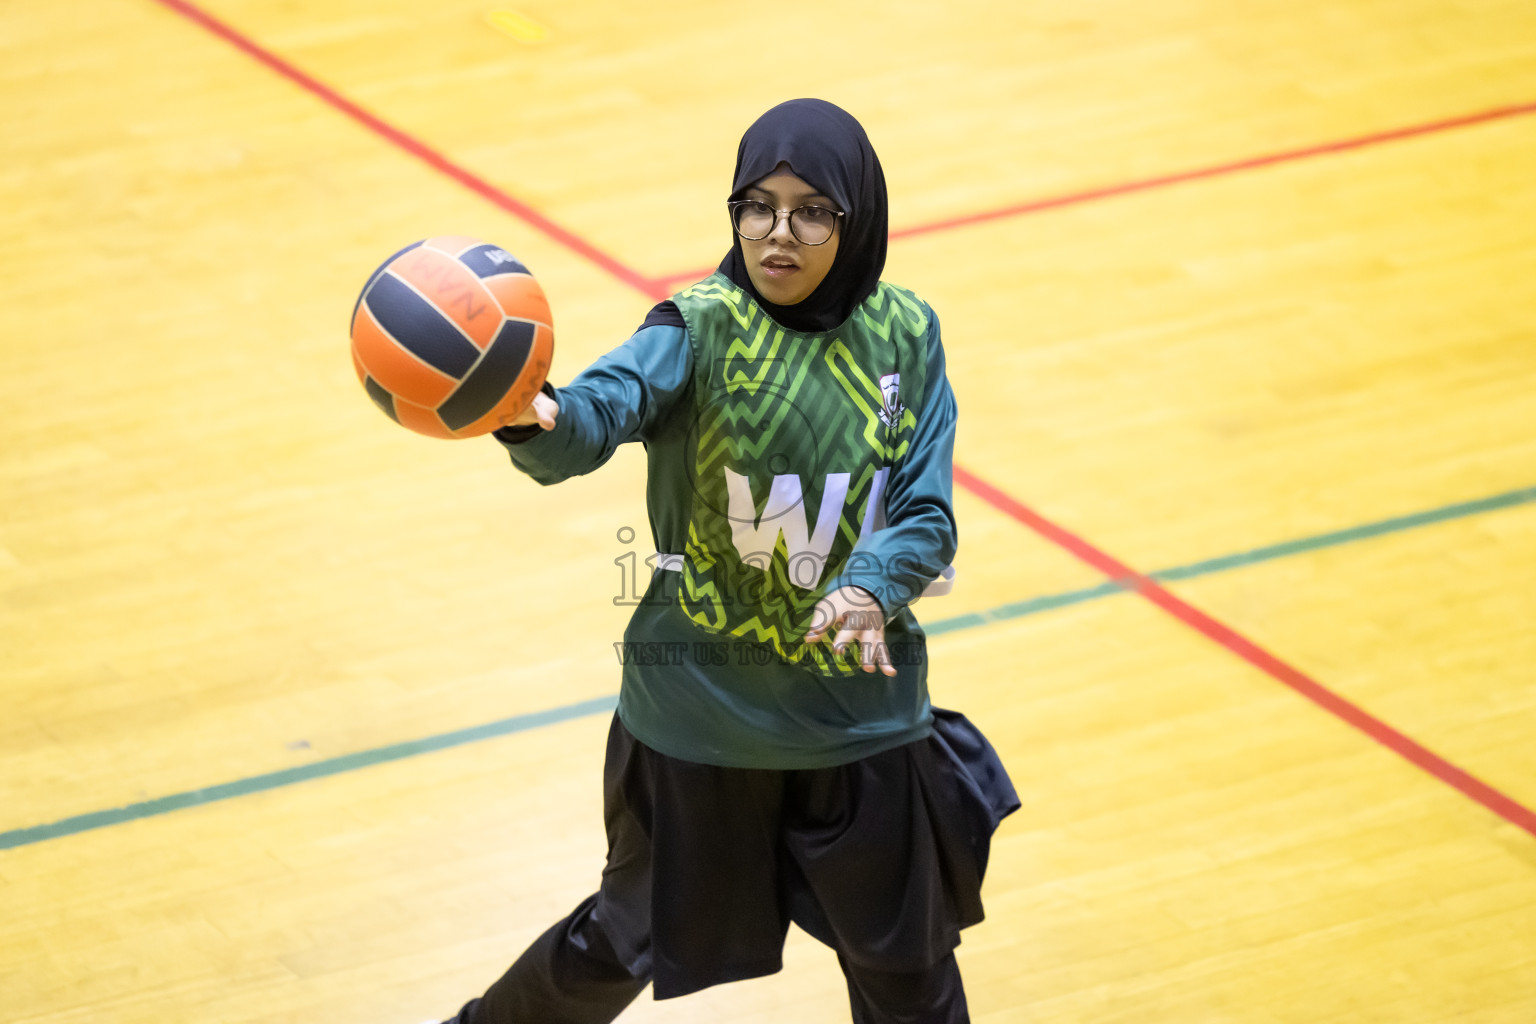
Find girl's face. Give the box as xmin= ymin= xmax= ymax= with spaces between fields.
xmin=738 ymin=166 xmax=842 ymax=307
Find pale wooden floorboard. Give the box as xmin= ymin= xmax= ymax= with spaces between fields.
xmin=3 ymin=0 xmax=1534 ymax=1020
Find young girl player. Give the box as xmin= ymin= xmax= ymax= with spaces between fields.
xmin=430 ymin=98 xmax=1018 ymax=1024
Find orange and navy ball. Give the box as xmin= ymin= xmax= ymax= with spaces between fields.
xmin=350 ymin=236 xmax=554 ymax=439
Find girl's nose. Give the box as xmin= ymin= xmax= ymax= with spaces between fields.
xmin=769 ymin=211 xmax=797 ymax=243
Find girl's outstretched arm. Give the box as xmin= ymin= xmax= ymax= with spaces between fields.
xmin=493 ymin=318 xmax=692 ymax=485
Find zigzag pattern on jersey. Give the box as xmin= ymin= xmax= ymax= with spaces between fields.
xmin=674 ymin=278 xmax=846 ymax=672
xmin=823 ymin=284 xmax=929 ymax=548
xmin=671 ymin=274 xmax=930 ymax=677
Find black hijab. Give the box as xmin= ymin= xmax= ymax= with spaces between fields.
xmin=717 ymin=98 xmax=889 ymax=334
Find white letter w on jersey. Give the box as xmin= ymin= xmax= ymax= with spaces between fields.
xmin=725 ymin=469 xmax=850 ymax=589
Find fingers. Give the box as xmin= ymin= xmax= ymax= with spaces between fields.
xmin=504 ymin=393 xmax=559 ymax=430
xmin=830 ymin=626 xmax=859 ymax=657
xmin=533 ymin=393 xmax=559 ymax=430
xmin=804 ymin=588 xmax=894 ymax=675
xmin=830 ymin=628 xmax=897 ymax=676
xmin=807 ymin=587 xmax=874 ymax=642
xmin=804 ymin=595 xmax=840 ymax=644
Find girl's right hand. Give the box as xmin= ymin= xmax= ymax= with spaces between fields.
xmin=507 ymin=391 xmax=559 ymax=430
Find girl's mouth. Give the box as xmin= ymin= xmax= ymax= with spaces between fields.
xmin=761 ymin=257 xmax=798 ymax=278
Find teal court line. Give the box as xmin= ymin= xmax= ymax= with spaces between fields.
xmin=927 ymin=483 xmax=1536 ymax=634
xmin=0 ymin=697 xmax=616 ymax=851
xmin=3 ymin=484 xmax=1532 ymax=852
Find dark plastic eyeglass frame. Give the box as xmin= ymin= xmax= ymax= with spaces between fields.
xmin=727 ymin=200 xmax=846 ymax=245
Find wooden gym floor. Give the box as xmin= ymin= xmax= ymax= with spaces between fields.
xmin=3 ymin=0 xmax=1535 ymax=1020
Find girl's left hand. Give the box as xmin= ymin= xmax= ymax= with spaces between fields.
xmin=805 ymin=585 xmax=896 ymax=677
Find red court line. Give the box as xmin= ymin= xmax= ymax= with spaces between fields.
xmin=159 ymin=0 xmax=1536 ymax=299
xmin=889 ymin=100 xmax=1536 ymax=242
xmin=650 ymin=98 xmax=1536 ymax=291
xmin=149 ymin=0 xmax=672 ymax=300
xmin=952 ymin=465 xmax=1536 ymax=839
xmin=160 ymin=0 xmax=1536 ymax=837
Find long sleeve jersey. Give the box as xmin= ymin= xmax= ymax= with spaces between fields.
xmin=497 ymin=274 xmax=958 ymax=769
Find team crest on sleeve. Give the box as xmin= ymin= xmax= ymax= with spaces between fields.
xmin=878 ymin=373 xmax=904 ymax=428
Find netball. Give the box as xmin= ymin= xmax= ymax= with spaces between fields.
xmin=349 ymin=236 xmax=554 ymax=439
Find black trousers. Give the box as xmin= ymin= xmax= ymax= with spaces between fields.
xmin=441 ymin=713 xmax=1015 ymax=1023
xmin=447 ymin=893 xmax=968 ymax=1024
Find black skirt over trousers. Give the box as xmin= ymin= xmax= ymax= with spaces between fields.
xmin=443 ymin=710 xmax=1018 ymax=1024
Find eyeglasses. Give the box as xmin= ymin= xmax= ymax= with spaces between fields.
xmin=728 ymin=200 xmax=845 ymax=245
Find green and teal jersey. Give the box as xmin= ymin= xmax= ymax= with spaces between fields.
xmin=499 ymin=273 xmax=958 ymax=769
